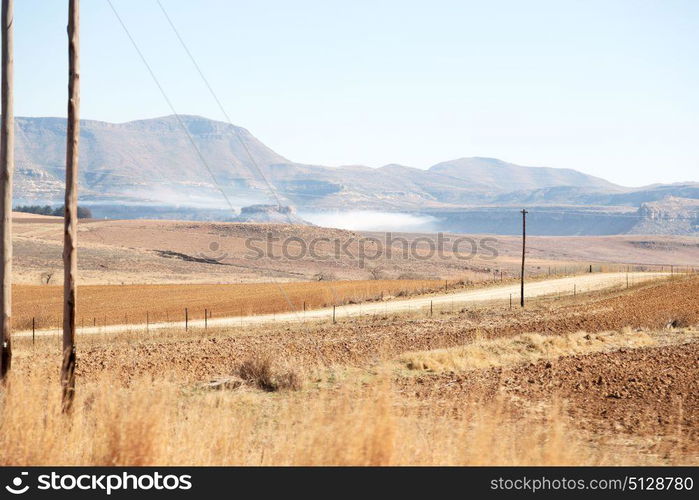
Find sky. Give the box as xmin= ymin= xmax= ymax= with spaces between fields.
xmin=13 ymin=0 xmax=699 ymax=187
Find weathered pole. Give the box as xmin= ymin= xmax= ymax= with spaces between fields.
xmin=520 ymin=209 xmax=527 ymax=307
xmin=61 ymin=0 xmax=80 ymax=410
xmin=0 ymin=0 xmax=14 ymax=381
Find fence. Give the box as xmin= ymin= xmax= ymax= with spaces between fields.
xmin=15 ymin=267 xmax=695 ymax=339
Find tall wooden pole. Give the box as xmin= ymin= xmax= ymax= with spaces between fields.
xmin=520 ymin=209 xmax=527 ymax=308
xmin=62 ymin=0 xmax=79 ymax=409
xmin=0 ymin=0 xmax=14 ymax=381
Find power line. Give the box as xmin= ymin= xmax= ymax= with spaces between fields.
xmin=155 ymin=0 xmax=286 ymax=212
xmin=153 ymin=0 xmax=343 ymax=308
xmin=105 ymin=0 xmax=312 ymax=321
xmin=105 ymin=0 xmax=238 ymax=218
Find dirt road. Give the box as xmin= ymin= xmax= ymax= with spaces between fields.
xmin=16 ymin=272 xmax=670 ymax=337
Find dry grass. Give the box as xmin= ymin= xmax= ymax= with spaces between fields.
xmin=11 ymin=279 xmax=443 ymax=330
xmin=2 ymin=277 xmax=698 ymax=466
xmin=3 ymin=324 xmax=696 ymax=465
xmin=398 ymin=329 xmax=662 ymax=373
xmin=0 ymin=365 xmax=609 ymax=466
xmin=14 ymin=216 xmax=699 ymax=288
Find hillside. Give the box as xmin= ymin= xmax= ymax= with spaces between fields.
xmin=12 ymin=213 xmax=699 ymax=286
xmin=11 ymin=115 xmax=623 ymax=209
xmin=12 ymin=115 xmax=699 ymax=234
xmin=429 ymin=157 xmax=619 ymax=192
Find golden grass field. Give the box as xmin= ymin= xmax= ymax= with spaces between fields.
xmin=12 ymin=279 xmax=444 ymax=330
xmin=0 ymin=368 xmax=594 ymax=466
xmin=1 ymin=276 xmax=698 ymax=465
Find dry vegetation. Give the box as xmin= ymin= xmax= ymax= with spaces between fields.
xmin=2 ymin=276 xmax=698 ymax=465
xmin=13 ymin=214 xmax=699 ymax=286
xmin=11 ymin=279 xmax=444 ymax=330
xmin=1 ymin=368 xmax=600 ymax=466
xmin=398 ymin=329 xmax=664 ymax=373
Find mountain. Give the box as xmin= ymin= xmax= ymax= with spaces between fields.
xmin=429 ymin=157 xmax=620 ymax=192
xmin=14 ymin=115 xmax=623 ymax=209
xmin=631 ymin=197 xmax=699 ymax=235
xmin=12 ymin=115 xmax=699 ymax=234
xmin=15 ymin=115 xmax=288 ymax=206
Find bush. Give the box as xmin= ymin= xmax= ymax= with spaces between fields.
xmin=236 ymin=355 xmax=302 ymax=392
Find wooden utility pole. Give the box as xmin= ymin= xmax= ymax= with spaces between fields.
xmin=520 ymin=209 xmax=527 ymax=307
xmin=61 ymin=0 xmax=80 ymax=410
xmin=0 ymin=0 xmax=14 ymax=381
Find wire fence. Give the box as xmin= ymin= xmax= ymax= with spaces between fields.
xmin=16 ymin=267 xmax=696 ymax=341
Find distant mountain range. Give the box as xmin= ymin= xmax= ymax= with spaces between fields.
xmin=13 ymin=115 xmax=699 ymax=235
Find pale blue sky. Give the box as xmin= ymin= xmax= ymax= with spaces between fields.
xmin=14 ymin=0 xmax=699 ymax=186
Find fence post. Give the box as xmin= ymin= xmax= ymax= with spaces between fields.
xmin=185 ymin=308 xmax=188 ymax=331
xmin=332 ymin=305 xmax=336 ymax=324
xmin=509 ymin=294 xmax=512 ymax=310
xmin=204 ymin=308 xmax=208 ymax=330
xmin=32 ymin=317 xmax=35 ymax=345
xmin=430 ymin=300 xmax=433 ymax=317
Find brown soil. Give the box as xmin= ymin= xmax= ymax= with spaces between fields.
xmin=10 ymin=275 xmax=699 ymax=464
xmin=15 ymin=276 xmax=699 ymax=383
xmin=400 ymin=342 xmax=699 ymax=459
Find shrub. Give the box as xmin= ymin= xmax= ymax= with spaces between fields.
xmin=236 ymin=355 xmax=302 ymax=392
